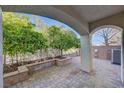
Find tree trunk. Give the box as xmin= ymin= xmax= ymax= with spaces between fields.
xmin=21 ymin=54 xmax=25 ymax=66
xmin=16 ymin=53 xmax=18 ymax=64
xmin=11 ymin=55 xmax=14 ymax=65
xmin=45 ymin=48 xmax=49 ymax=58
xmin=40 ymin=49 xmax=42 ymax=58
xmin=60 ymin=49 xmax=63 ymax=56
xmin=105 ymin=38 xmax=109 ymax=46
xmin=3 ymin=54 xmax=6 ymax=65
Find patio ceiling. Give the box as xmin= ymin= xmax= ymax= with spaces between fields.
xmin=1 ymin=5 xmax=124 ymax=35
xmin=69 ymin=5 xmax=124 ymax=22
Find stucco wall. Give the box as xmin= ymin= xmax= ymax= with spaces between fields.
xmin=0 ymin=7 xmax=3 ymax=88
xmin=89 ymin=12 xmax=124 ymax=32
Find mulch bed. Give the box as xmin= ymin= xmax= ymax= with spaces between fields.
xmin=54 ymin=56 xmax=66 ymax=59
xmin=4 ymin=56 xmax=67 ymax=74
xmin=4 ymin=58 xmax=45 ymax=74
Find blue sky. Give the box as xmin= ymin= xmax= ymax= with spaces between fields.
xmin=16 ymin=12 xmax=101 ymax=45
xmin=92 ymin=31 xmax=104 ymax=45
xmin=20 ymin=13 xmax=80 ymax=37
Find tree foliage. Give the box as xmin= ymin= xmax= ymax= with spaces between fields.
xmin=3 ymin=12 xmax=80 ymax=65
xmin=3 ymin=12 xmax=47 ymax=64
xmin=42 ymin=25 xmax=80 ymax=55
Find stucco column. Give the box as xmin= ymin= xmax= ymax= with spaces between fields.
xmin=0 ymin=7 xmax=3 ymax=88
xmin=121 ymin=31 xmax=124 ymax=84
xmin=80 ymin=35 xmax=92 ymax=72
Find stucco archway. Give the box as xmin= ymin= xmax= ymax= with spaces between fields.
xmin=90 ymin=25 xmax=124 ymax=84
xmin=0 ymin=5 xmax=89 ymax=36
xmin=90 ymin=25 xmax=123 ymax=35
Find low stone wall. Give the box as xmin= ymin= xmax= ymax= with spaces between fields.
xmin=4 ymin=57 xmax=72 ymax=87
xmin=26 ymin=59 xmax=56 ymax=75
xmin=4 ymin=66 xmax=29 ymax=88
xmin=55 ymin=57 xmax=72 ymax=66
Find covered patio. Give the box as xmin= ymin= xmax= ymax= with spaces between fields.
xmin=1 ymin=5 xmax=124 ymax=87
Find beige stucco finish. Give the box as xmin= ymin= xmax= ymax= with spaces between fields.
xmin=0 ymin=7 xmax=3 ymax=88
xmin=89 ymin=12 xmax=124 ymax=32
xmin=0 ymin=5 xmax=89 ymax=35
xmin=2 ymin=5 xmax=124 ymax=35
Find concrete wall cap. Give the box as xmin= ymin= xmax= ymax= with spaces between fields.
xmin=18 ymin=66 xmax=29 ymax=73
xmin=4 ymin=71 xmax=19 ymax=78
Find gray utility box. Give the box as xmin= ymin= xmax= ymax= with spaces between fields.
xmin=111 ymin=49 xmax=121 ymax=65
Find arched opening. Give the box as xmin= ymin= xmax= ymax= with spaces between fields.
xmin=3 ymin=12 xmax=82 ymax=88
xmin=91 ymin=25 xmax=123 ymax=86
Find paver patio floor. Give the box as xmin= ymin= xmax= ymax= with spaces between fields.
xmin=11 ymin=56 xmax=124 ymax=88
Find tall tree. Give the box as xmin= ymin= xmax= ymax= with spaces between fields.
xmin=47 ymin=26 xmax=80 ymax=56
xmin=3 ymin=12 xmax=47 ymax=64
xmin=94 ymin=27 xmax=121 ymax=46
